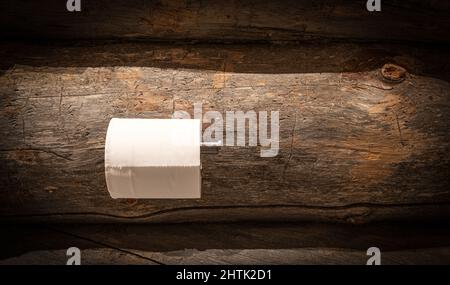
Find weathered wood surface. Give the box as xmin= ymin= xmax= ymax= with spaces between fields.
xmin=1 ymin=0 xmax=450 ymax=43
xmin=5 ymin=247 xmax=450 ymax=265
xmin=2 ymin=223 xmax=450 ymax=264
xmin=0 ymin=42 xmax=449 ymax=223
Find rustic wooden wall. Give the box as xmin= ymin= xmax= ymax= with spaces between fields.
xmin=1 ymin=0 xmax=450 ymax=43
xmin=2 ymin=222 xmax=450 ymax=264
xmin=1 ymin=0 xmax=449 ymax=224
xmin=1 ymin=42 xmax=449 ymax=223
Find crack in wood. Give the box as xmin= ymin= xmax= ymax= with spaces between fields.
xmin=45 ymin=226 xmax=165 ymax=265
xmin=282 ymin=112 xmax=297 ymax=182
xmin=0 ymin=147 xmax=73 ymax=161
xmin=11 ymin=84 xmax=350 ymax=100
xmin=2 ymin=201 xmax=450 ymax=221
xmin=395 ymin=113 xmax=405 ymax=146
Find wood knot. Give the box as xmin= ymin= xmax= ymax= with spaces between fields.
xmin=381 ymin=63 xmax=407 ymax=83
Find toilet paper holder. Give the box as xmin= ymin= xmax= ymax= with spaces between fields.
xmin=200 ymin=140 xmax=222 ymax=154
xmin=104 ymin=118 xmax=220 ymax=200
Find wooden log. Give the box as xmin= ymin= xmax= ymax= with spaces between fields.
xmin=4 ymin=247 xmax=450 ymax=265
xmin=2 ymin=223 xmax=450 ymax=264
xmin=1 ymin=0 xmax=450 ymax=43
xmin=0 ymin=42 xmax=449 ymax=223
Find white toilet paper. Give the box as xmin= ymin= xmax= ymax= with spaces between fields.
xmin=105 ymin=118 xmax=201 ymax=199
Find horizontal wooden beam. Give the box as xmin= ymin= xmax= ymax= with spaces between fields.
xmin=1 ymin=0 xmax=450 ymax=43
xmin=2 ymin=223 xmax=450 ymax=264
xmin=0 ymin=42 xmax=449 ymax=223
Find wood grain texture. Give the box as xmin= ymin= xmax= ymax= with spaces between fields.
xmin=1 ymin=0 xmax=450 ymax=43
xmin=4 ymin=247 xmax=450 ymax=265
xmin=0 ymin=42 xmax=449 ymax=223
xmin=2 ymin=223 xmax=450 ymax=264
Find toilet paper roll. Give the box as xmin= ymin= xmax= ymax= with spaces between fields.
xmin=105 ymin=118 xmax=201 ymax=199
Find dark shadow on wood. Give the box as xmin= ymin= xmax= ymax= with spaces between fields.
xmin=1 ymin=222 xmax=450 ymax=261
xmin=1 ymin=42 xmax=450 ymax=82
xmin=1 ymin=0 xmax=450 ymax=44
